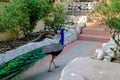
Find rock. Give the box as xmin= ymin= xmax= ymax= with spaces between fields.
xmin=79 ymin=23 xmax=86 ymax=28
xmin=96 ymin=49 xmax=106 ymax=60
xmin=94 ymin=48 xmax=99 ymax=57
xmin=63 ymin=28 xmax=77 ymax=45
xmin=102 ymin=42 xmax=116 ymax=51
xmin=106 ymin=49 xmax=115 ymax=58
xmin=2 ymin=50 xmax=19 ymax=63
xmin=103 ymin=56 xmax=111 ymax=62
xmin=75 ymin=26 xmax=81 ymax=34
xmin=60 ymin=57 xmax=120 ymax=80
xmin=0 ymin=54 xmax=4 ymax=64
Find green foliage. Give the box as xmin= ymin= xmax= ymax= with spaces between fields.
xmin=110 ymin=0 xmax=120 ymax=13
xmin=0 ymin=47 xmax=46 ymax=79
xmin=0 ymin=0 xmax=53 ymax=40
xmin=52 ymin=4 xmax=67 ymax=29
xmin=0 ymin=2 xmax=8 ymax=32
xmin=45 ymin=4 xmax=67 ymax=31
xmin=106 ymin=17 xmax=120 ymax=32
xmin=96 ymin=0 xmax=120 ymax=47
xmin=45 ymin=17 xmax=54 ymax=27
xmin=96 ymin=1 xmax=109 ymax=15
xmin=96 ymin=0 xmax=120 ymax=32
xmin=0 ymin=1 xmax=30 ymax=34
xmin=60 ymin=0 xmax=67 ymax=2
xmin=20 ymin=0 xmax=53 ymax=30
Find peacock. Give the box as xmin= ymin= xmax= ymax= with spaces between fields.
xmin=0 ymin=29 xmax=64 ymax=79
xmin=42 ymin=28 xmax=64 ymax=72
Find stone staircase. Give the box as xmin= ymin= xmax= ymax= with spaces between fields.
xmin=77 ymin=24 xmax=111 ymax=42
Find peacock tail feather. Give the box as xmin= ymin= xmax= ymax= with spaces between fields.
xmin=0 ymin=47 xmax=46 ymax=79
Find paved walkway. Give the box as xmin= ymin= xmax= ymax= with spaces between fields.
xmin=23 ymin=40 xmax=102 ymax=80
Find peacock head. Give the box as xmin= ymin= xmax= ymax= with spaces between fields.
xmin=59 ymin=28 xmax=64 ymax=45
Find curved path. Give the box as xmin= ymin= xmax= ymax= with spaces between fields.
xmin=22 ymin=40 xmax=102 ymax=80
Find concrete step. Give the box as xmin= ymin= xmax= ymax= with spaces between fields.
xmin=82 ymin=27 xmax=110 ymax=36
xmin=78 ymin=34 xmax=109 ymax=42
xmin=86 ymin=24 xmax=106 ymax=28
xmin=77 ymin=24 xmax=110 ymax=42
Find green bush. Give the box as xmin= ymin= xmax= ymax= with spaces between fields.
xmin=19 ymin=0 xmax=53 ymax=30
xmin=0 ymin=0 xmax=53 ymax=40
xmin=45 ymin=4 xmax=67 ymax=32
xmin=0 ymin=1 xmax=30 ymax=34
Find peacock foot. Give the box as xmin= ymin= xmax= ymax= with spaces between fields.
xmin=48 ymin=69 xmax=53 ymax=72
xmin=55 ymin=66 xmax=59 ymax=68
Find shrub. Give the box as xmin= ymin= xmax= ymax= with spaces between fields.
xmin=0 ymin=0 xmax=53 ymax=40
xmin=96 ymin=0 xmax=120 ymax=47
xmin=0 ymin=1 xmax=29 ymax=35
xmin=45 ymin=4 xmax=67 ymax=32
xmin=19 ymin=0 xmax=53 ymax=30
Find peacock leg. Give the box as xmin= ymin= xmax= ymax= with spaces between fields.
xmin=48 ymin=61 xmax=52 ymax=72
xmin=53 ymin=61 xmax=59 ymax=68
xmin=48 ymin=55 xmax=55 ymax=72
xmin=52 ymin=56 xmax=59 ymax=68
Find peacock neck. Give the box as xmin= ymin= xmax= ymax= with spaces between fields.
xmin=59 ymin=28 xmax=64 ymax=45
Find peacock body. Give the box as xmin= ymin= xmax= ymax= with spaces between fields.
xmin=42 ymin=28 xmax=64 ymax=71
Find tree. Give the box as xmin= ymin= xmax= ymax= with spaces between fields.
xmin=96 ymin=0 xmax=120 ymax=49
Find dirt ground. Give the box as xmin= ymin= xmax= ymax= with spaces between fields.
xmin=0 ymin=38 xmax=31 ymax=54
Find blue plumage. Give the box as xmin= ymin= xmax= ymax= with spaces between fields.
xmin=59 ymin=28 xmax=64 ymax=45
